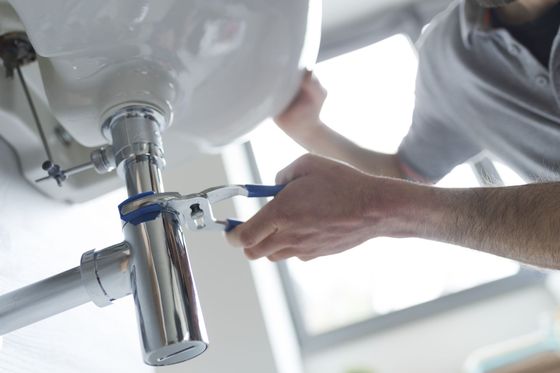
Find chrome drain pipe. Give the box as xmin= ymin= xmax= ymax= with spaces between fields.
xmin=0 ymin=105 xmax=208 ymax=366
xmin=101 ymin=105 xmax=209 ymax=365
xmin=0 ymin=241 xmax=131 ymax=335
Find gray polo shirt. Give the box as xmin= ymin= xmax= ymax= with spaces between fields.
xmin=398 ymin=0 xmax=560 ymax=183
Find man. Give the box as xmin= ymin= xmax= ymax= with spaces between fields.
xmin=227 ymin=0 xmax=560 ymax=269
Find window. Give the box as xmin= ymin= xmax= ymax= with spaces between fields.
xmin=249 ymin=34 xmax=540 ymax=347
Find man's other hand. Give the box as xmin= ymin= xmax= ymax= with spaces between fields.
xmin=274 ymin=70 xmax=327 ymax=143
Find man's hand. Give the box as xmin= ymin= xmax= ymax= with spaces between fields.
xmin=226 ymin=154 xmax=416 ymax=261
xmin=274 ymin=71 xmax=407 ymax=179
xmin=275 ymin=70 xmax=327 ymax=144
xmin=227 ymin=153 xmax=560 ymax=269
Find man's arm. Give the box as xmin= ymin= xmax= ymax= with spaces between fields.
xmin=296 ymin=124 xmax=405 ymax=178
xmin=276 ymin=71 xmax=406 ymax=179
xmin=227 ymin=154 xmax=560 ymax=269
xmin=418 ymin=182 xmax=560 ymax=269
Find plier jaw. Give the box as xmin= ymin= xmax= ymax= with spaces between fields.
xmin=118 ymin=184 xmax=284 ymax=232
xmin=178 ymin=195 xmax=228 ymax=231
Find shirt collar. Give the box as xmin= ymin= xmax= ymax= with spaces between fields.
xmin=460 ymin=0 xmax=492 ymax=46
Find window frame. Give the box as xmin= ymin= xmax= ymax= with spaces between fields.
xmin=244 ymin=12 xmax=547 ymax=353
xmin=244 ymin=108 xmax=544 ymax=354
xmin=278 ymin=260 xmax=544 ymax=354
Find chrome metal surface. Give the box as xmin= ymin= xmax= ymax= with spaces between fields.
xmin=180 ymin=185 xmax=250 ymax=230
xmin=119 ymin=185 xmax=249 ymax=231
xmin=119 ymin=185 xmax=250 ymax=216
xmin=102 ymin=105 xmax=167 ymax=142
xmin=0 ymin=266 xmax=90 ymax=335
xmin=0 ymin=241 xmax=133 ymax=335
xmin=120 ymin=192 xmax=183 ymax=215
xmin=64 ymin=161 xmax=95 ymax=177
xmin=90 ymin=146 xmax=116 ymax=174
xmin=124 ymin=213 xmax=208 ymax=365
xmin=106 ymin=106 xmax=166 ymax=195
xmin=110 ymin=105 xmax=208 ymax=365
xmin=80 ymin=242 xmax=132 ymax=307
xmin=0 ymin=104 xmax=209 ymax=365
xmin=35 ymin=161 xmax=96 ymax=183
xmin=179 ymin=195 xmax=228 ymax=231
xmin=123 ymin=155 xmax=164 ymax=196
xmin=102 ymin=105 xmax=166 ymax=169
xmin=203 ymin=185 xmax=249 ymax=203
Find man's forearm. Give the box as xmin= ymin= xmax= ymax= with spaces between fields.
xmin=296 ymin=122 xmax=405 ymax=178
xmin=384 ymin=181 xmax=560 ymax=269
xmin=227 ymin=154 xmax=560 ymax=267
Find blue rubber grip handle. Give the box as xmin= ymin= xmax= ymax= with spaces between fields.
xmin=225 ymin=219 xmax=243 ymax=232
xmin=245 ymin=184 xmax=285 ymax=198
xmin=225 ymin=185 xmax=284 ymax=232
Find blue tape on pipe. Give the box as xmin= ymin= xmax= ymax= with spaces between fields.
xmin=118 ymin=192 xmax=162 ymax=225
xmin=224 ymin=185 xmax=285 ymax=231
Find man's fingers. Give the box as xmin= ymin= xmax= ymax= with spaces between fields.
xmin=243 ymin=231 xmax=301 ymax=259
xmin=275 ymin=154 xmax=320 ymax=184
xmin=274 ymin=71 xmax=314 ymax=122
xmin=226 ymin=202 xmax=281 ymax=249
xmin=267 ymin=248 xmax=299 ymax=262
xmin=302 ymin=69 xmax=313 ymax=85
xmin=297 ymin=255 xmax=315 ymax=262
xmin=275 ymin=90 xmax=305 ymax=123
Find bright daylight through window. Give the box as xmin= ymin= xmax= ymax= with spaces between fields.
xmin=249 ymin=34 xmax=521 ymax=336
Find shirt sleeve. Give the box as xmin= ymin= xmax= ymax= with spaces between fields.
xmin=397 ymin=15 xmax=482 ymax=183
xmin=397 ymin=61 xmax=481 ymax=183
xmin=398 ymin=110 xmax=481 ymax=183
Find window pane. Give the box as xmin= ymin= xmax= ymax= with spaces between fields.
xmin=250 ymin=34 xmax=519 ymax=335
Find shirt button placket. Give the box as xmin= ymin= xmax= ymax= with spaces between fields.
xmin=536 ymin=74 xmax=549 ymax=87
xmin=508 ymin=44 xmax=521 ymax=56
xmin=552 ymin=47 xmax=560 ymax=107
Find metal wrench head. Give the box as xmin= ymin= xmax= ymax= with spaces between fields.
xmin=178 ymin=185 xmax=248 ymax=230
xmin=120 ymin=185 xmax=248 ymax=231
xmin=119 ymin=192 xmax=182 ymax=217
xmin=171 ymin=196 xmax=226 ymax=231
